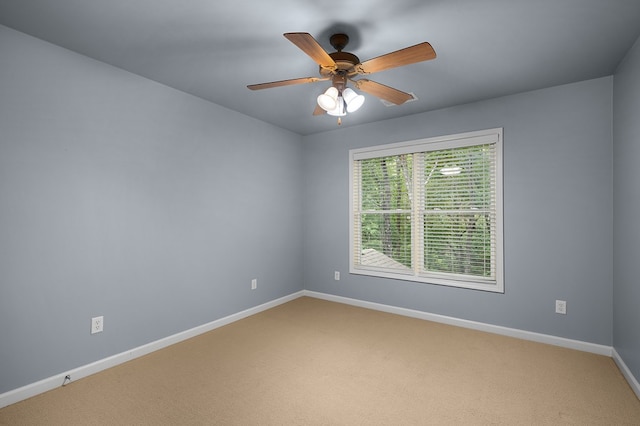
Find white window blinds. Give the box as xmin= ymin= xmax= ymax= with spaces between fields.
xmin=350 ymin=129 xmax=503 ymax=292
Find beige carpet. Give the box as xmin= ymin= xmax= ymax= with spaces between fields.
xmin=1 ymin=296 xmax=639 ymax=425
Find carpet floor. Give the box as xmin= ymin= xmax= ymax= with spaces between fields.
xmin=1 ymin=296 xmax=639 ymax=425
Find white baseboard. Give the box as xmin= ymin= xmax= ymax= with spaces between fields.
xmin=613 ymin=348 xmax=640 ymax=400
xmin=303 ymin=290 xmax=613 ymax=356
xmin=0 ymin=291 xmax=304 ymax=409
xmin=3 ymin=289 xmax=637 ymax=410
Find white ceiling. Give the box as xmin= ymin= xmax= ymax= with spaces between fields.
xmin=1 ymin=0 xmax=640 ymax=135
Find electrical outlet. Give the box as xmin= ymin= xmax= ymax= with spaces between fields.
xmin=555 ymin=300 xmax=567 ymax=315
xmin=251 ymin=278 xmax=257 ymax=290
xmin=91 ymin=316 xmax=104 ymax=334
xmin=334 ymin=271 xmax=340 ymax=281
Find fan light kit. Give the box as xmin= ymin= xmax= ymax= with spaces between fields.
xmin=248 ymin=32 xmax=436 ymax=125
xmin=318 ymin=87 xmax=365 ymax=115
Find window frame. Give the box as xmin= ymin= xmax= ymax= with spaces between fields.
xmin=349 ymin=128 xmax=504 ymax=293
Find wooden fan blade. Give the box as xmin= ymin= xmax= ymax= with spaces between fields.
xmin=353 ymin=79 xmax=414 ymax=105
xmin=284 ymin=32 xmax=336 ymax=70
xmin=247 ymin=76 xmax=328 ymax=90
xmin=357 ymin=42 xmax=436 ymax=74
xmin=313 ymin=104 xmax=326 ymax=115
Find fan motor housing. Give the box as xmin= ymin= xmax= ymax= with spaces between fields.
xmin=318 ymin=33 xmax=360 ymax=76
xmin=320 ymin=51 xmax=360 ymax=76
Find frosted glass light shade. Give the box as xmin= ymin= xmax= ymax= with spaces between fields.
xmin=343 ymin=88 xmax=365 ymax=113
xmin=327 ymin=96 xmax=346 ymax=116
xmin=317 ymin=87 xmax=339 ymax=111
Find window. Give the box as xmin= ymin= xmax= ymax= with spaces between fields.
xmin=350 ymin=128 xmax=503 ymax=292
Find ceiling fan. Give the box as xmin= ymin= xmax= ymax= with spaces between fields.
xmin=247 ymin=32 xmax=436 ymax=123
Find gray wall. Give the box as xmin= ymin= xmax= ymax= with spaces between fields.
xmin=303 ymin=77 xmax=613 ymax=346
xmin=613 ymin=35 xmax=640 ymax=382
xmin=0 ymin=25 xmax=304 ymax=394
